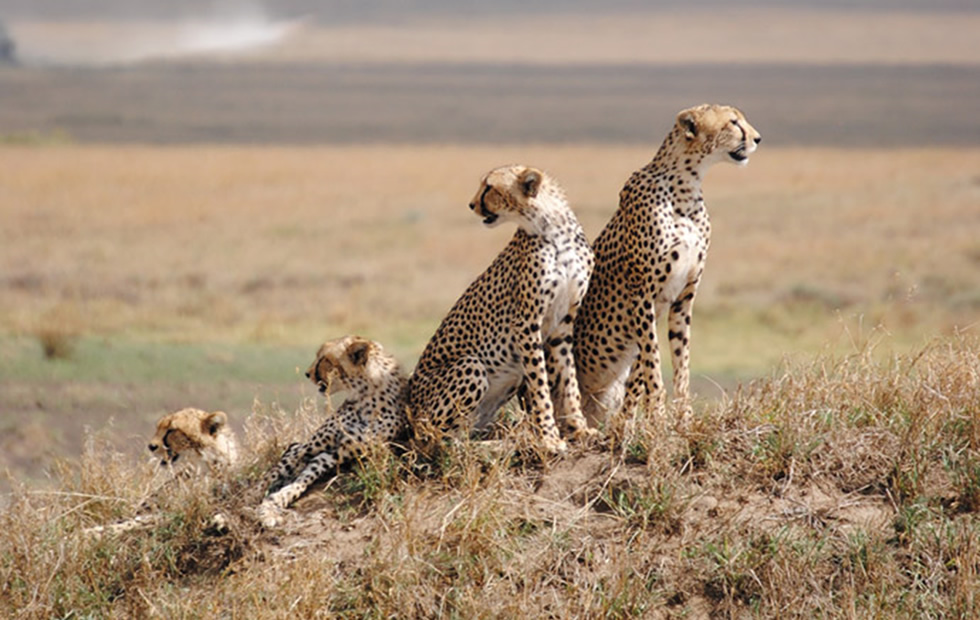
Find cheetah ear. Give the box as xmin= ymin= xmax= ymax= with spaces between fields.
xmin=203 ymin=411 xmax=228 ymax=437
xmin=678 ymin=111 xmax=698 ymax=140
xmin=518 ymin=168 xmax=541 ymax=198
xmin=347 ymin=340 xmax=372 ymax=366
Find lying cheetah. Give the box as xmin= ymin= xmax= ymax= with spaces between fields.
xmin=575 ymin=104 xmax=761 ymax=425
xmin=258 ymin=335 xmax=409 ymax=528
xmin=85 ymin=408 xmax=239 ymax=537
xmin=408 ymin=165 xmax=594 ymax=454
xmin=148 ymin=407 xmax=240 ymax=472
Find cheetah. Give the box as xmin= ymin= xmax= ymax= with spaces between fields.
xmin=84 ymin=408 xmax=239 ymax=537
xmin=257 ymin=335 xmax=409 ymax=528
xmin=148 ymin=407 xmax=240 ymax=472
xmin=408 ymin=165 xmax=595 ymax=454
xmin=575 ymin=104 xmax=761 ymax=425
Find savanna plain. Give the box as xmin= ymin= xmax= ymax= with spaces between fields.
xmin=2 ymin=143 xmax=978 ymax=618
xmin=2 ymin=6 xmax=980 ymax=616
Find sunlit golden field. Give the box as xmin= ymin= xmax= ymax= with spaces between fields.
xmin=1 ymin=144 xmax=978 ymax=488
xmin=3 ymin=145 xmax=977 ymax=349
xmin=1 ymin=141 xmax=979 ymax=617
xmin=2 ymin=4 xmax=978 ymax=615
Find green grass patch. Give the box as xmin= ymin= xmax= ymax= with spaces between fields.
xmin=0 ymin=334 xmax=310 ymax=384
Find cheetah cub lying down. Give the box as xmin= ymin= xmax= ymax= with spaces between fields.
xmin=85 ymin=408 xmax=239 ymax=537
xmin=409 ymin=165 xmax=595 ymax=454
xmin=575 ymin=103 xmax=761 ymax=425
xmin=257 ymin=335 xmax=409 ymax=528
xmin=148 ymin=407 xmax=240 ymax=472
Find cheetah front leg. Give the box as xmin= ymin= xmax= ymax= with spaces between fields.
xmin=667 ymin=282 xmax=699 ymax=422
xmin=258 ymin=451 xmax=338 ymax=528
xmin=263 ymin=441 xmax=308 ymax=495
xmin=546 ymin=314 xmax=595 ymax=442
xmin=517 ymin=319 xmax=566 ymax=454
xmin=263 ymin=413 xmax=346 ymax=495
xmin=621 ymin=298 xmax=667 ymax=418
xmin=258 ymin=414 xmax=350 ymax=527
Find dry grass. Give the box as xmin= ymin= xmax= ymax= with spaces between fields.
xmin=32 ymin=303 xmax=82 ymax=360
xmin=2 ymin=333 xmax=978 ymax=618
xmin=2 ymin=144 xmax=977 ymax=358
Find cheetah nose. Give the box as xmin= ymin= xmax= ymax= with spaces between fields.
xmin=468 ymin=201 xmax=476 ymax=211
xmin=754 ymin=135 xmax=762 ymax=145
xmin=148 ymin=443 xmax=158 ymax=452
xmin=305 ymin=371 xmax=310 ymax=378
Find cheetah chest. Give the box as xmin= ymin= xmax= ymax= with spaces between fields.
xmin=541 ymin=242 xmax=587 ymax=337
xmin=656 ymin=220 xmax=705 ymax=308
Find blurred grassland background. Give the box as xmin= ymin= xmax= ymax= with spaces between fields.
xmin=0 ymin=0 xmax=979 ymax=490
xmin=3 ymin=3 xmax=980 ymax=618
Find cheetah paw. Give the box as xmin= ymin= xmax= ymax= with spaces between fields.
xmin=571 ymin=427 xmax=599 ymax=442
xmin=671 ymin=399 xmax=693 ymax=429
xmin=207 ymin=512 xmax=229 ymax=534
xmin=541 ymin=437 xmax=568 ymax=455
xmin=257 ymin=501 xmax=284 ymax=529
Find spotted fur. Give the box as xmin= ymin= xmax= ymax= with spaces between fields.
xmin=408 ymin=165 xmax=595 ymax=454
xmin=575 ymin=104 xmax=761 ymax=425
xmin=258 ymin=336 xmax=409 ymax=527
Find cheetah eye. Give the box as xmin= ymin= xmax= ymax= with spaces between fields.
xmin=730 ymin=119 xmax=739 ymax=125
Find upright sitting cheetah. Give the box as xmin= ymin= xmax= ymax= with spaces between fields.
xmin=148 ymin=407 xmax=240 ymax=472
xmin=575 ymin=104 xmax=761 ymax=425
xmin=258 ymin=335 xmax=409 ymax=527
xmin=409 ymin=165 xmax=594 ymax=454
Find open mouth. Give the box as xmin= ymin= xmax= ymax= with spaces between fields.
xmin=729 ymin=148 xmax=748 ymax=163
xmin=482 ymin=213 xmax=499 ymax=225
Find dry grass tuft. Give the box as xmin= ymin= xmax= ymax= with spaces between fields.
xmin=32 ymin=304 xmax=82 ymax=360
xmin=34 ymin=327 xmax=75 ymax=359
xmin=2 ymin=333 xmax=978 ymax=617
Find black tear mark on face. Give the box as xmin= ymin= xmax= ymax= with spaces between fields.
xmin=681 ymin=116 xmax=697 ymax=139
xmin=477 ymin=184 xmax=498 ymax=225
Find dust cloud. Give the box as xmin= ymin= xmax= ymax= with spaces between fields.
xmin=3 ymin=0 xmax=304 ymax=66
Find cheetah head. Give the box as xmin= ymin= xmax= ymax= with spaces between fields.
xmin=305 ymin=335 xmax=382 ymax=395
xmin=676 ymin=104 xmax=761 ymax=167
xmin=148 ymin=408 xmax=238 ymax=470
xmin=468 ymin=165 xmax=548 ymax=229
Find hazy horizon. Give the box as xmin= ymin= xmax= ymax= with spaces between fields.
xmin=1 ymin=0 xmax=977 ymax=22
xmin=1 ymin=1 xmax=977 ymax=146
